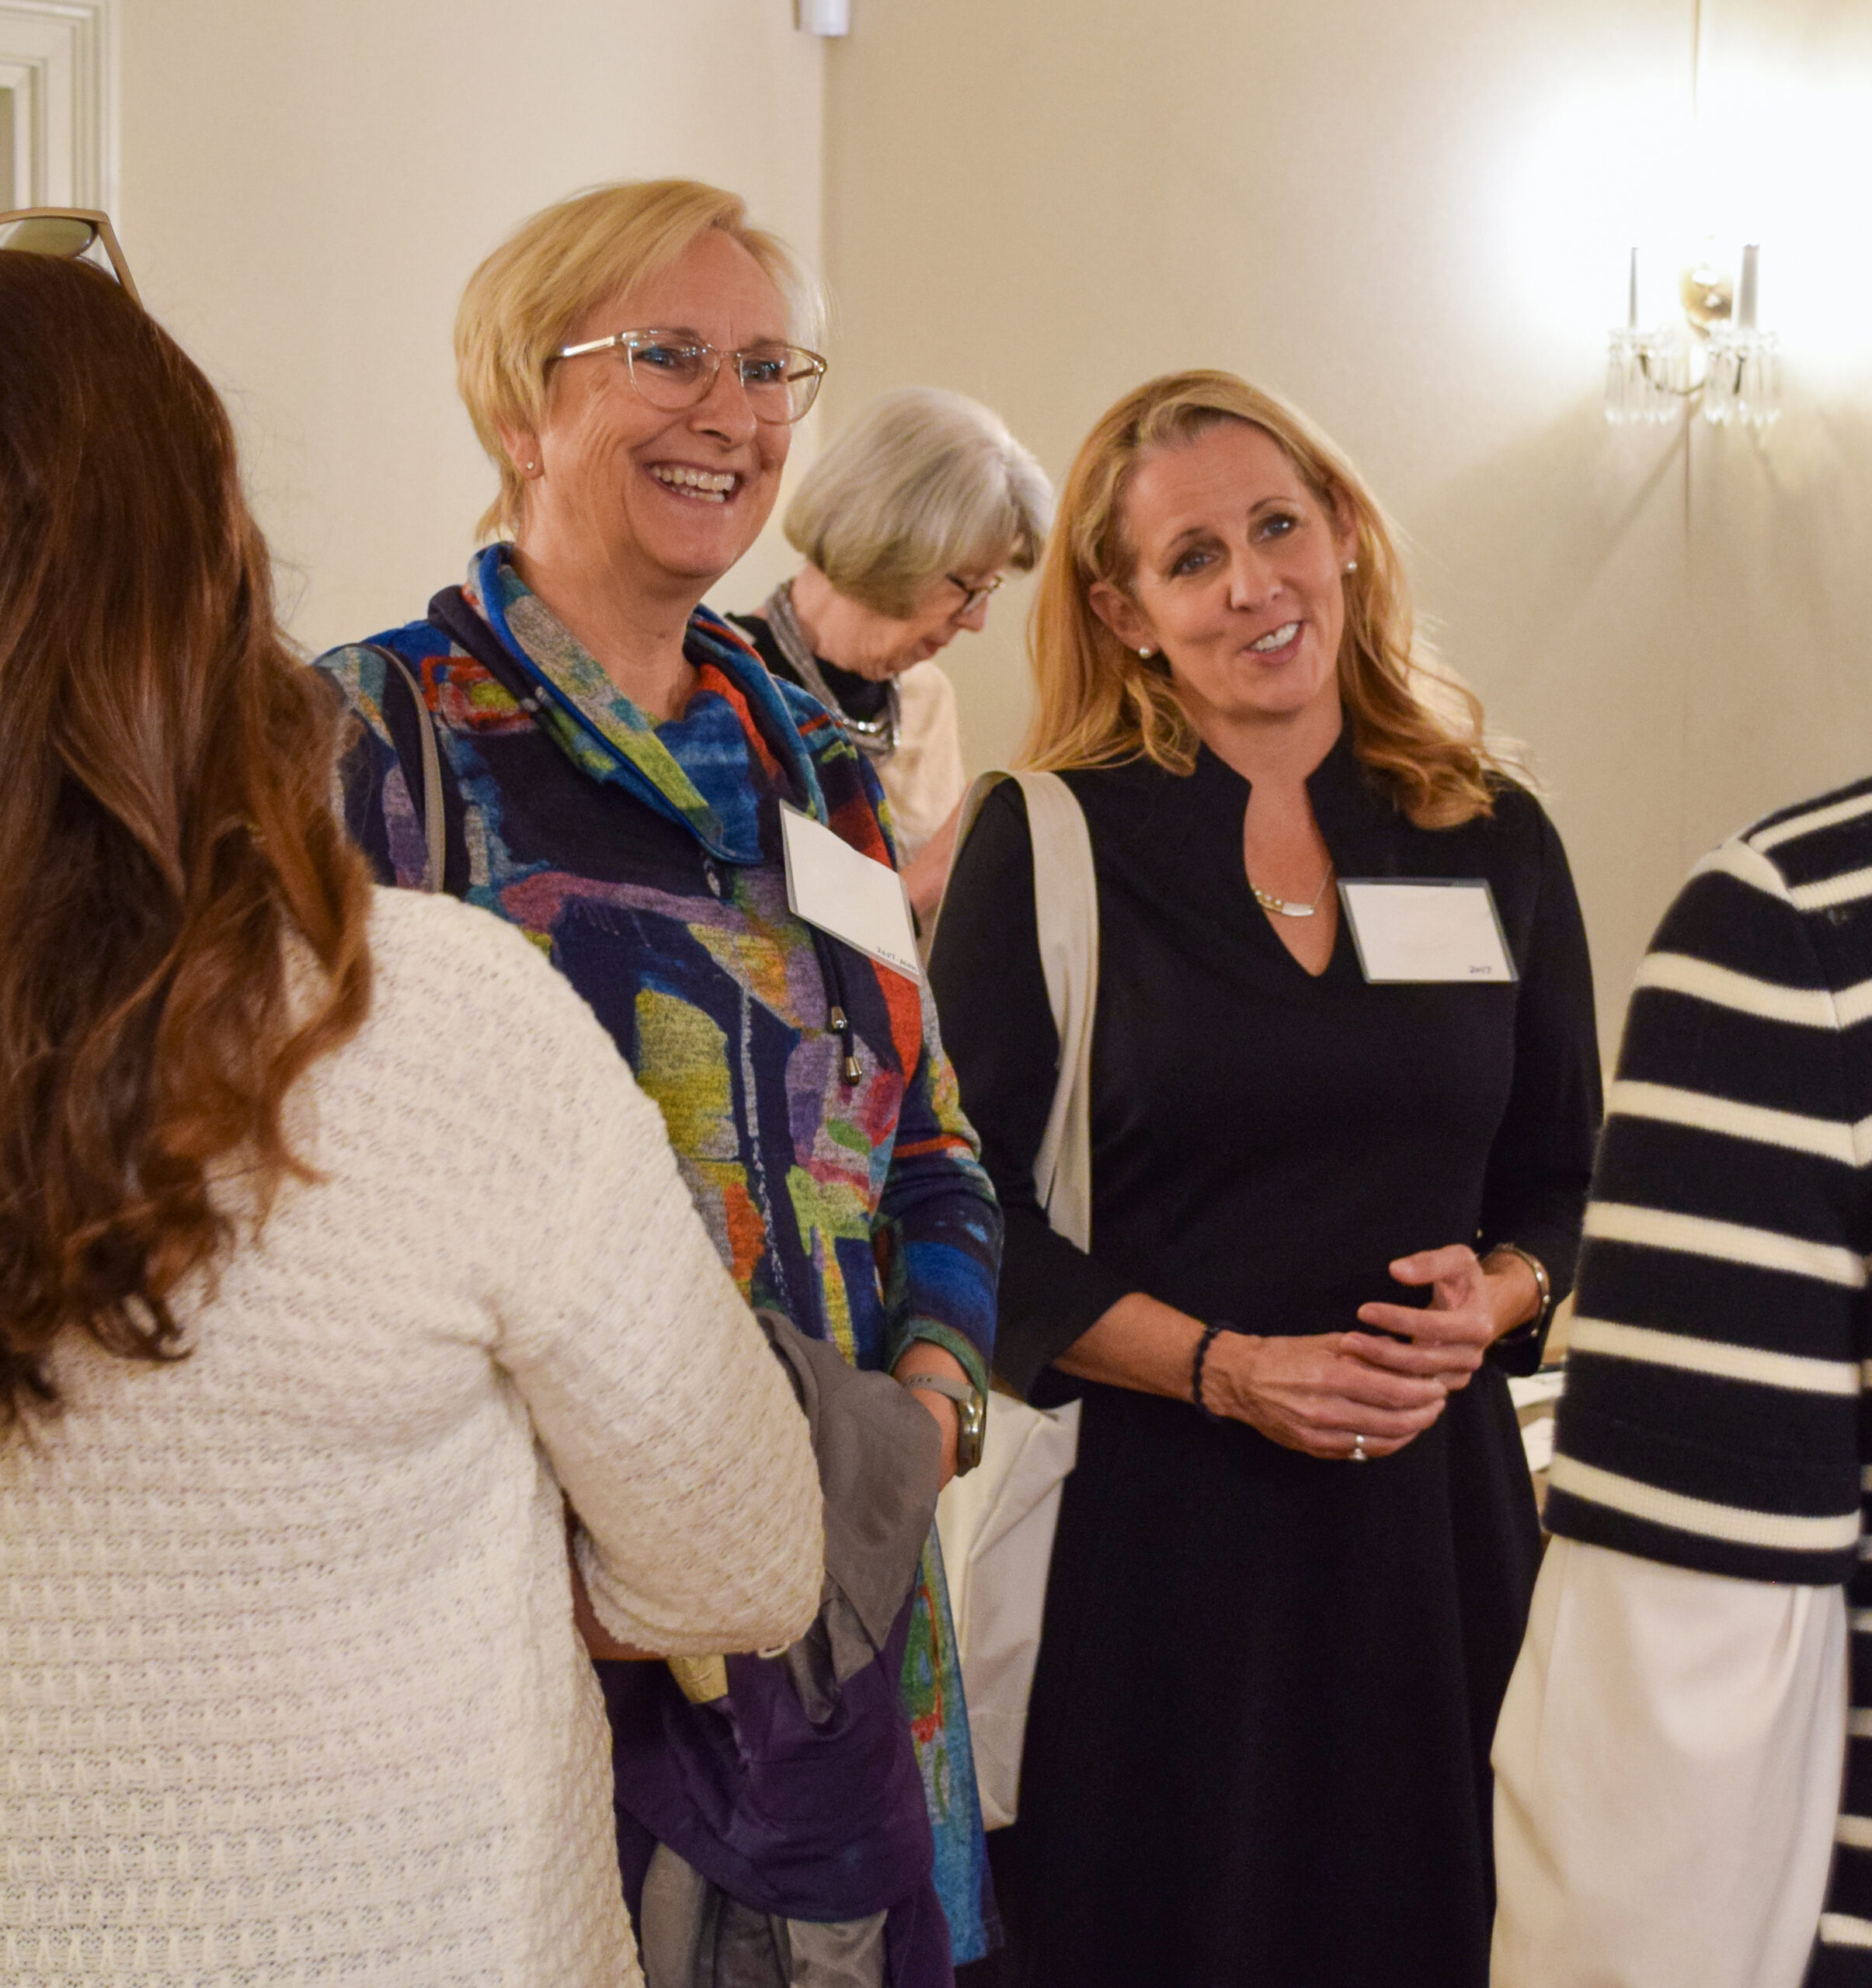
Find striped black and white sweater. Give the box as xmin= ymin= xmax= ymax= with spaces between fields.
xmin=1549 ymin=773 xmax=1872 ymax=1980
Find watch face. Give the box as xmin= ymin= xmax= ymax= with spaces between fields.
xmin=956 ymin=1394 xmax=986 ymax=1473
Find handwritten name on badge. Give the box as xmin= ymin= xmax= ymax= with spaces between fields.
xmin=779 ymin=804 xmax=923 ymax=982
xmin=1338 ymin=879 xmax=1516 ymax=985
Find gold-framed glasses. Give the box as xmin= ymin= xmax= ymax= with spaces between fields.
xmin=946 ymin=572 xmax=1006 ymax=616
xmin=552 ymin=328 xmax=826 ymax=424
xmin=0 ymin=208 xmax=141 ymax=304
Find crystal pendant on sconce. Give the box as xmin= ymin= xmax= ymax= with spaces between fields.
xmin=1702 ymin=327 xmax=1781 ymax=429
xmin=1605 ymin=327 xmax=1691 ymax=426
xmin=1603 ymin=244 xmax=1778 ymax=433
xmin=1604 ymin=330 xmax=1644 ymax=424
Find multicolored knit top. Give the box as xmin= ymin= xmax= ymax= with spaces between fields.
xmin=315 ymin=544 xmax=1000 ymax=1966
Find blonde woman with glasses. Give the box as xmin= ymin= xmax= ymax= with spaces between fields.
xmin=929 ymin=371 xmax=1601 ymax=1988
xmin=317 ymin=181 xmax=1002 ymax=1987
xmin=731 ymin=387 xmax=1052 ymax=919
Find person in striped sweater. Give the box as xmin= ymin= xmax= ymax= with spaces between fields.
xmin=1492 ymin=777 xmax=1872 ymax=1987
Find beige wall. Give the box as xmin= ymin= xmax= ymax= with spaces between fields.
xmin=821 ymin=0 xmax=1872 ymax=1059
xmin=111 ymin=0 xmax=1872 ymax=1058
xmin=117 ymin=0 xmax=825 ymax=657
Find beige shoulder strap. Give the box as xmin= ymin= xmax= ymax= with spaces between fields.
xmin=944 ymin=770 xmax=1098 ymax=1250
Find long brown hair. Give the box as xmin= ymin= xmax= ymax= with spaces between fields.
xmin=1023 ymin=370 xmax=1508 ymax=827
xmin=0 ymin=254 xmax=373 ymax=1423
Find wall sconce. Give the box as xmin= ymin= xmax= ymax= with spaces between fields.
xmin=1606 ymin=244 xmax=1780 ymax=429
xmin=797 ymin=0 xmax=850 ymax=33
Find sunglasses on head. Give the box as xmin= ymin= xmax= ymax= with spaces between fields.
xmin=0 ymin=208 xmax=140 ymax=304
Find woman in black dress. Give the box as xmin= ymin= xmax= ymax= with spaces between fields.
xmin=928 ymin=371 xmax=1601 ymax=1988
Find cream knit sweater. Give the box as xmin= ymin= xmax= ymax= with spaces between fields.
xmin=0 ymin=888 xmax=823 ymax=1987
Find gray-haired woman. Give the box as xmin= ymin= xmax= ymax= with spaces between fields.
xmin=732 ymin=387 xmax=1052 ymax=916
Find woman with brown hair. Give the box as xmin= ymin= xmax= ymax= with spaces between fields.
xmin=928 ymin=371 xmax=1602 ymax=1986
xmin=0 ymin=250 xmax=820 ymax=1985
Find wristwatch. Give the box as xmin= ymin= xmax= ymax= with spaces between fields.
xmin=900 ymin=1372 xmax=986 ymax=1474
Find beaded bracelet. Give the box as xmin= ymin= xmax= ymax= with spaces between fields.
xmin=1192 ymin=1321 xmax=1228 ymax=1421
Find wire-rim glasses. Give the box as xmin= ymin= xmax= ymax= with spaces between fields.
xmin=945 ymin=572 xmax=1006 ymax=616
xmin=552 ymin=328 xmax=826 ymax=424
xmin=0 ymin=208 xmax=141 ymax=304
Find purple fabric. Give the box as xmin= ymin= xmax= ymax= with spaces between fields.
xmin=599 ymin=1599 xmax=952 ymax=1988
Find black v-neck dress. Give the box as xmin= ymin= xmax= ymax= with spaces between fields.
xmin=927 ymin=735 xmax=1601 ymax=1988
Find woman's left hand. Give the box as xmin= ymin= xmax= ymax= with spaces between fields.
xmin=1344 ymin=1244 xmax=1537 ymax=1394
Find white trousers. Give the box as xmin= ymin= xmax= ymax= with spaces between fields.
xmin=1491 ymin=1536 xmax=1848 ymax=1988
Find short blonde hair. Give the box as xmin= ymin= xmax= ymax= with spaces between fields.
xmin=1024 ymin=370 xmax=1507 ymax=829
xmin=785 ymin=387 xmax=1053 ymax=618
xmin=456 ymin=179 xmax=823 ymax=540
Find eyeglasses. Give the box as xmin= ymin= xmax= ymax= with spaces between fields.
xmin=551 ymin=328 xmax=827 ymax=424
xmin=0 ymin=207 xmax=141 ymax=304
xmin=946 ymin=572 xmax=1006 ymax=616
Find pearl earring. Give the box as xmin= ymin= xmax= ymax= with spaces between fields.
xmin=1138 ymin=645 xmax=1154 ymax=659
xmin=525 ymin=461 xmax=538 ymax=473
xmin=1343 ymin=558 xmax=1358 ymax=573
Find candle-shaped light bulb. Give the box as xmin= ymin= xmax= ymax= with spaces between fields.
xmin=1627 ymin=246 xmax=1640 ymax=330
xmin=1738 ymin=245 xmax=1759 ymax=331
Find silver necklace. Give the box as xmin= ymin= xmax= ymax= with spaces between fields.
xmin=760 ymin=582 xmax=899 ymax=759
xmin=1249 ymin=864 xmax=1334 ymax=919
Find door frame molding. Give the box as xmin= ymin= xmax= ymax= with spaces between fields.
xmin=0 ymin=1 xmax=113 ymax=214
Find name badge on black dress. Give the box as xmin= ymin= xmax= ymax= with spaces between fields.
xmin=1338 ymin=878 xmax=1516 ymax=984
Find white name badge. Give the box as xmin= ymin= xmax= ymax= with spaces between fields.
xmin=779 ymin=803 xmax=923 ymax=982
xmin=1338 ymin=878 xmax=1516 ymax=984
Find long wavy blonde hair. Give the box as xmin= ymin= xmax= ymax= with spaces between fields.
xmin=1022 ymin=370 xmax=1508 ymax=827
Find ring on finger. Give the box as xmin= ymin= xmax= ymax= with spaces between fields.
xmin=1349 ymin=1433 xmax=1369 ymax=1463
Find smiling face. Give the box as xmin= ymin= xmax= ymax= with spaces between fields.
xmin=506 ymin=228 xmax=792 ymax=601
xmin=1091 ymin=419 xmax=1356 ymax=739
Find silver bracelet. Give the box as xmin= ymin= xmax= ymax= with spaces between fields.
xmin=1485 ymin=1242 xmax=1552 ymax=1337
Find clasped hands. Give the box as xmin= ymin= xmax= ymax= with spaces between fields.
xmin=1200 ymin=1244 xmax=1536 ymax=1462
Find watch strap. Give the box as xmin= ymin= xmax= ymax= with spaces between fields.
xmin=900 ymin=1371 xmax=986 ymax=1473
xmin=900 ymin=1373 xmax=976 ymax=1406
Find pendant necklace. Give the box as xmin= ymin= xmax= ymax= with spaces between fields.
xmin=1249 ymin=864 xmax=1334 ymax=920
xmin=760 ymin=582 xmax=899 ymax=759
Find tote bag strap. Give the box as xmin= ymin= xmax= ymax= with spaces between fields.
xmin=368 ymin=645 xmax=446 ymax=894
xmin=934 ymin=770 xmax=1094 ymax=1831
xmin=944 ymin=770 xmax=1098 ymax=1251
